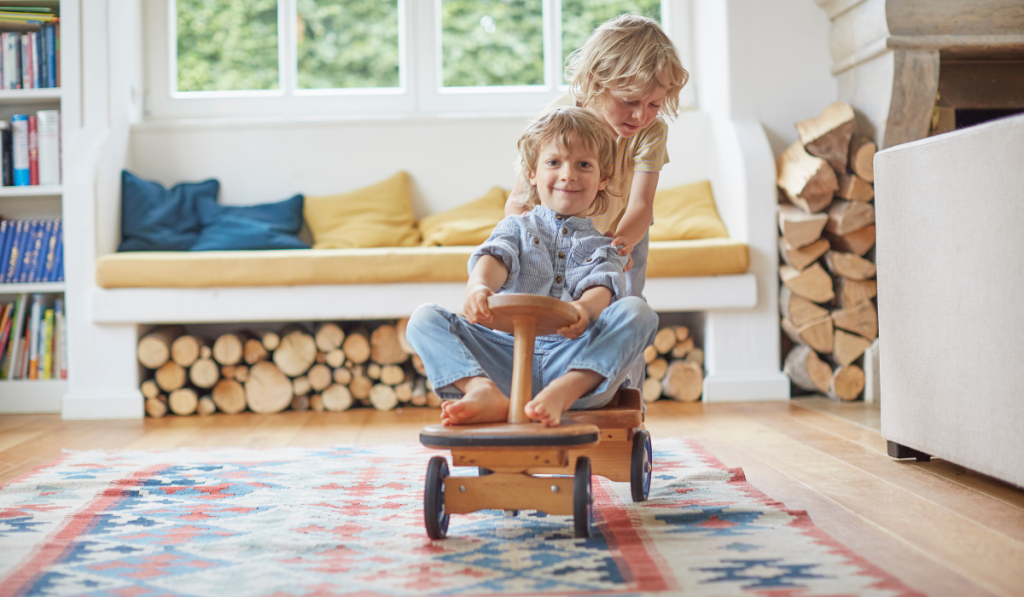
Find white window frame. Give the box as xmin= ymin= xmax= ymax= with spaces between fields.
xmin=144 ymin=0 xmax=686 ymax=121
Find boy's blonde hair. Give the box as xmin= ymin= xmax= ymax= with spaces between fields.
xmin=517 ymin=107 xmax=618 ymax=216
xmin=565 ymin=13 xmax=689 ymax=119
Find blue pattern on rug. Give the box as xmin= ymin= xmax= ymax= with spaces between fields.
xmin=0 ymin=439 xmax=921 ymax=596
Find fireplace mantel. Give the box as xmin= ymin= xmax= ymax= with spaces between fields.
xmin=815 ymin=0 xmax=1024 ymax=148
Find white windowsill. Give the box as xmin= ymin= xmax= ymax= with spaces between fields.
xmin=133 ymin=110 xmax=545 ymax=132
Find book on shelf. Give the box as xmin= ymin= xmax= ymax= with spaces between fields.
xmin=0 ymin=220 xmax=10 ymax=282
xmin=0 ymin=121 xmax=11 ymax=186
xmin=1 ymin=32 xmax=19 ymax=90
xmin=36 ymin=110 xmax=59 ymax=185
xmin=4 ymin=220 xmax=23 ymax=281
xmin=51 ymin=221 xmax=61 ymax=282
xmin=27 ymin=114 xmax=37 ymax=185
xmin=2 ymin=293 xmax=26 ymax=379
xmin=0 ymin=302 xmax=12 ymax=371
xmin=26 ymin=292 xmax=40 ymax=378
xmin=0 ymin=218 xmax=63 ymax=283
xmin=0 ymin=14 xmax=58 ymax=89
xmin=39 ymin=304 xmax=52 ymax=379
xmin=11 ymin=114 xmax=28 ymax=185
xmin=12 ymin=220 xmax=31 ymax=280
xmin=0 ymin=292 xmax=65 ymax=380
xmin=53 ymin=296 xmax=63 ymax=379
xmin=0 ymin=110 xmax=60 ymax=187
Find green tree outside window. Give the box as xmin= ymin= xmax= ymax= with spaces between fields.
xmin=177 ymin=0 xmax=280 ymax=92
xmin=440 ymin=0 xmax=544 ymax=88
xmin=297 ymin=0 xmax=400 ymax=89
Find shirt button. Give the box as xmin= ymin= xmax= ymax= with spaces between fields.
xmin=556 ymin=276 xmax=563 ymax=283
xmin=562 ymin=228 xmax=568 ymax=235
xmin=558 ymin=251 xmax=565 ymax=258
xmin=586 ymin=258 xmax=592 ymax=262
xmin=533 ymin=237 xmax=539 ymax=244
xmin=555 ymin=215 xmax=562 ymax=220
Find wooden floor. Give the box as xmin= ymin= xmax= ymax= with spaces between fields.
xmin=2 ymin=400 xmax=1023 ymax=596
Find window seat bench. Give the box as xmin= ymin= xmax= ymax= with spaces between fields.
xmin=91 ymin=239 xmax=756 ymax=323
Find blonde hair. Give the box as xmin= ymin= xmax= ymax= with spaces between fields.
xmin=565 ymin=13 xmax=689 ymax=119
xmin=517 ymin=107 xmax=618 ymax=216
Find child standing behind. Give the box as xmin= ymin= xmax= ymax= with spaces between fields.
xmin=406 ymin=107 xmax=658 ymax=427
xmin=507 ymin=13 xmax=689 ymax=299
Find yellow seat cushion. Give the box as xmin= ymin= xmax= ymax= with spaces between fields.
xmin=649 ymin=180 xmax=729 ymax=241
xmin=419 ymin=186 xmax=508 ymax=246
xmin=96 ymin=240 xmax=749 ymax=289
xmin=304 ymin=171 xmax=421 ymax=249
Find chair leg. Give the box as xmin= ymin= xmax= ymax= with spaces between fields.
xmin=887 ymin=440 xmax=931 ymax=462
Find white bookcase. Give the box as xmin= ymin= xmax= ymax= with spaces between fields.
xmin=0 ymin=2 xmax=71 ymax=414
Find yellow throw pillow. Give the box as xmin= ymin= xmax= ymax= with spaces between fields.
xmin=649 ymin=180 xmax=729 ymax=241
xmin=304 ymin=172 xmax=422 ymax=249
xmin=419 ymin=186 xmax=510 ymax=246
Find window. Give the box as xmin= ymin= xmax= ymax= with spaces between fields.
xmin=439 ymin=0 xmax=544 ymax=88
xmin=145 ymin=0 xmax=683 ymax=120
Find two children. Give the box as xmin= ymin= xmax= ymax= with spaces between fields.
xmin=405 ymin=107 xmax=658 ymax=427
xmin=407 ymin=14 xmax=687 ymax=427
xmin=507 ymin=14 xmax=689 ymax=299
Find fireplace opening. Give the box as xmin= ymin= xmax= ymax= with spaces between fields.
xmin=954 ymin=109 xmax=1024 ymax=129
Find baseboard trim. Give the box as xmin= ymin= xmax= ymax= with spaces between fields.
xmin=703 ymin=372 xmax=791 ymax=402
xmin=62 ymin=390 xmax=144 ymax=420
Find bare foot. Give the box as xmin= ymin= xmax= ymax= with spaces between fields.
xmin=525 ymin=369 xmax=604 ymax=427
xmin=441 ymin=377 xmax=510 ymax=426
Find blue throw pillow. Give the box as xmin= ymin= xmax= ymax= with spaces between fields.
xmin=119 ymin=171 xmax=217 ymax=251
xmin=191 ymin=193 xmax=309 ymax=251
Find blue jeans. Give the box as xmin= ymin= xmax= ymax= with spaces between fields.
xmin=405 ymin=296 xmax=659 ymax=410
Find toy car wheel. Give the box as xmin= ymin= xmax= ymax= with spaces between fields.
xmin=630 ymin=429 xmax=653 ymax=502
xmin=573 ymin=456 xmax=592 ymax=538
xmin=424 ymin=456 xmax=450 ymax=540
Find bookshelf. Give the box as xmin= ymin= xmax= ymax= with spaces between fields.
xmin=0 ymin=88 xmax=61 ymax=103
xmin=0 ymin=185 xmax=60 ymax=197
xmin=0 ymin=0 xmax=66 ymax=413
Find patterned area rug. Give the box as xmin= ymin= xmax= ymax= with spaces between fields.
xmin=0 ymin=438 xmax=920 ymax=596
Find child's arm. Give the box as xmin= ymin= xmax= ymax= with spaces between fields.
xmin=505 ymin=178 xmax=529 ymax=217
xmin=464 ymin=255 xmax=509 ymax=325
xmin=558 ymin=286 xmax=613 ymax=340
xmin=609 ymin=171 xmax=659 ymax=257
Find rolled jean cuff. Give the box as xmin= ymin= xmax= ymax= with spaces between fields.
xmin=429 ymin=366 xmax=490 ymax=400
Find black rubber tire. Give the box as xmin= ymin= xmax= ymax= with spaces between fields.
xmin=630 ymin=429 xmax=653 ymax=502
xmin=573 ymin=456 xmax=592 ymax=538
xmin=424 ymin=456 xmax=450 ymax=540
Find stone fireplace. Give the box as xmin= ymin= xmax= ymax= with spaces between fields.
xmin=815 ymin=0 xmax=1024 ymax=147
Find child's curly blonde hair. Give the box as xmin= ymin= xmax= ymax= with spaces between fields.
xmin=517 ymin=107 xmax=619 ymax=216
xmin=565 ymin=13 xmax=689 ymax=119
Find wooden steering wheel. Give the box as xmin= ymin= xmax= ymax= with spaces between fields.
xmin=481 ymin=294 xmax=578 ymax=424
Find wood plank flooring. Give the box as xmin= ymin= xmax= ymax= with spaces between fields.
xmin=2 ymin=400 xmax=1022 ymax=596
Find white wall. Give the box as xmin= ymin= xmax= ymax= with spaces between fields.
xmin=126 ymin=113 xmax=712 ymax=239
xmin=695 ymin=0 xmax=836 ymax=157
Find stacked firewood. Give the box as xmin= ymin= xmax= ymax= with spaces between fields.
xmin=137 ymin=320 xmax=441 ymax=418
xmin=777 ymin=101 xmax=878 ymax=401
xmin=640 ymin=325 xmax=704 ymax=403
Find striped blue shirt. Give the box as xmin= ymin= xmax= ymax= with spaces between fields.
xmin=469 ymin=205 xmax=628 ymax=303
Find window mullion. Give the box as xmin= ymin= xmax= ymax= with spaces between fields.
xmin=279 ymin=0 xmax=296 ymax=95
xmin=412 ymin=0 xmax=440 ymax=112
xmin=544 ymin=0 xmax=560 ymax=89
xmin=167 ymin=0 xmax=178 ymax=94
